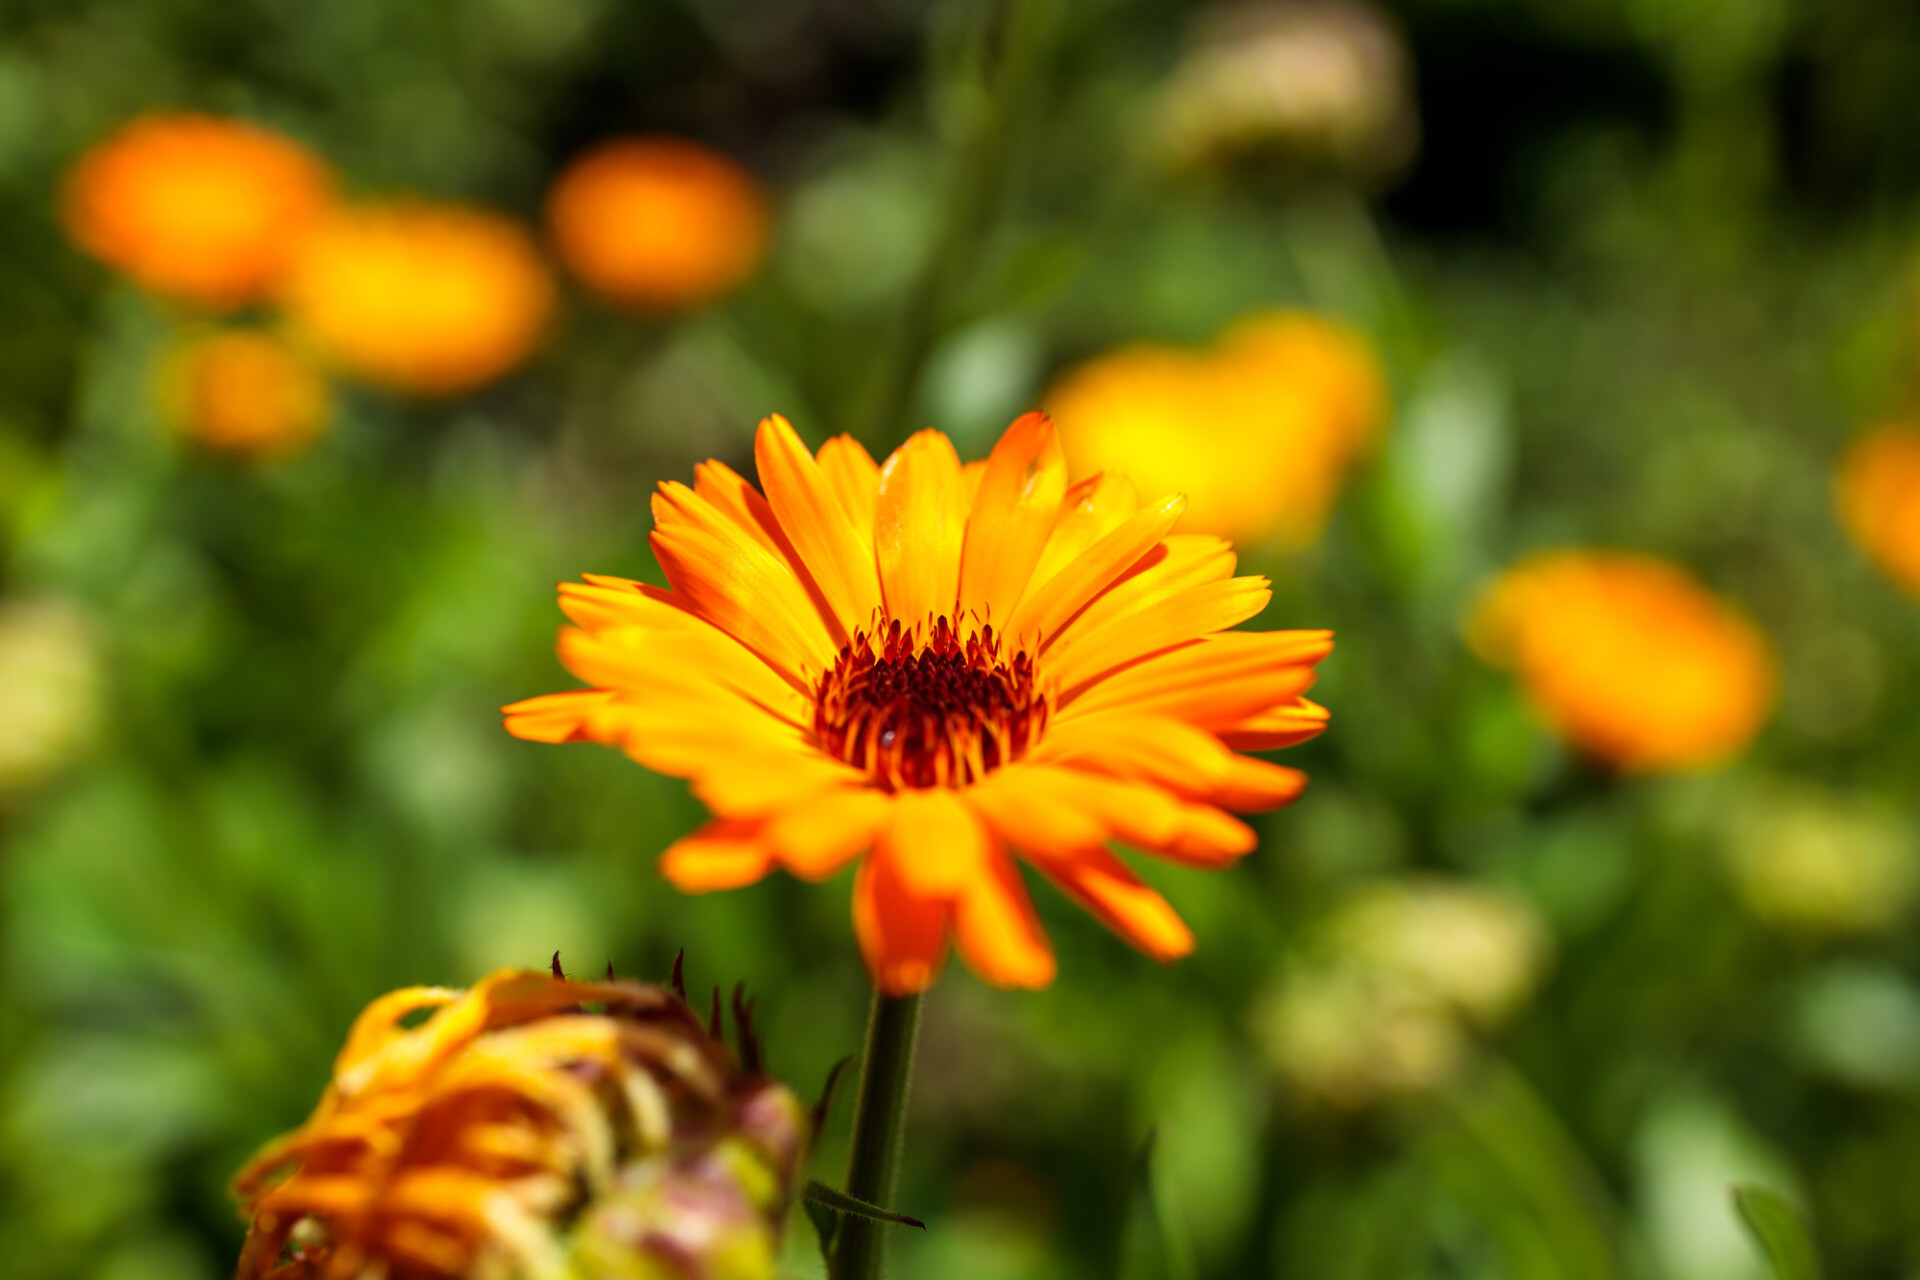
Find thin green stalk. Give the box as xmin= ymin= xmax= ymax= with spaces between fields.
xmin=863 ymin=0 xmax=1056 ymax=451
xmin=830 ymin=989 xmax=925 ymax=1280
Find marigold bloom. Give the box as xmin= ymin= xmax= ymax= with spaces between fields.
xmin=505 ymin=413 xmax=1332 ymax=994
xmin=280 ymin=202 xmax=554 ymax=395
xmin=157 ymin=329 xmax=330 ymax=458
xmin=1835 ymin=423 xmax=1920 ymax=598
xmin=547 ymin=136 xmax=769 ymax=309
xmin=1046 ymin=310 xmax=1385 ymax=546
xmin=62 ymin=113 xmax=332 ymax=309
xmin=233 ymin=968 xmax=807 ymax=1280
xmin=1469 ymin=550 xmax=1777 ymax=773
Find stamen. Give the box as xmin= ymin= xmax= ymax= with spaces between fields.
xmin=812 ymin=616 xmax=1049 ymax=791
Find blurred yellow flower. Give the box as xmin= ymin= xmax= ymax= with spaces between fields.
xmin=547 ymin=135 xmax=770 ymax=310
xmin=1835 ymin=422 xmax=1920 ymax=598
xmin=1724 ymin=782 xmax=1918 ymax=937
xmin=62 ymin=112 xmax=333 ymax=310
xmin=1046 ymin=310 xmax=1386 ymax=546
xmin=0 ymin=598 xmax=104 ymax=794
xmin=1155 ymin=0 xmax=1418 ymax=182
xmin=280 ymin=202 xmax=555 ymax=395
xmin=1255 ymin=878 xmax=1549 ymax=1109
xmin=157 ymin=329 xmax=330 ymax=458
xmin=1469 ymin=550 xmax=1777 ymax=773
xmin=505 ymin=413 xmax=1332 ymax=994
xmin=232 ymin=968 xmax=808 ymax=1280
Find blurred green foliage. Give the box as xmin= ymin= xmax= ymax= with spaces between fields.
xmin=5 ymin=0 xmax=1920 ymax=1278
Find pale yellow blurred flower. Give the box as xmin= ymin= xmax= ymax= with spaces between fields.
xmin=1724 ymin=783 xmax=1919 ymax=937
xmin=1155 ymin=0 xmax=1419 ymax=182
xmin=1255 ymin=878 xmax=1550 ymax=1108
xmin=1046 ymin=310 xmax=1387 ymax=546
xmin=0 ymin=599 xmax=104 ymax=793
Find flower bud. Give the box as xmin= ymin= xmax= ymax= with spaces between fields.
xmin=232 ymin=968 xmax=807 ymax=1280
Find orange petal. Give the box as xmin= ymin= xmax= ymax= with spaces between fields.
xmin=693 ymin=459 xmax=787 ymax=559
xmin=755 ymin=414 xmax=884 ymax=641
xmin=962 ymin=768 xmax=1109 ymax=856
xmin=879 ymin=786 xmax=991 ymax=898
xmin=1034 ymin=847 xmax=1194 ymax=962
xmin=1029 ymin=471 xmax=1143 ymax=589
xmin=1057 ymin=629 xmax=1331 ymax=725
xmin=1034 ymin=714 xmax=1308 ymax=812
xmin=1010 ymin=493 xmax=1186 ymax=647
xmin=957 ymin=411 xmax=1068 ymax=627
xmin=1049 ymin=576 xmax=1274 ymax=698
xmin=994 ymin=763 xmax=1257 ymax=866
xmin=953 ymin=847 xmax=1056 ymax=989
xmin=818 ymin=434 xmax=881 ymax=539
xmin=659 ymin=820 xmax=776 ymax=891
xmin=763 ymin=786 xmax=894 ymax=880
xmin=853 ymin=846 xmax=951 ymax=995
xmin=649 ymin=499 xmax=834 ymax=689
xmin=875 ymin=429 xmax=967 ymax=626
xmin=688 ymin=751 xmax=868 ymax=819
xmin=1046 ymin=533 xmax=1237 ymax=651
xmin=1215 ymin=698 xmax=1331 ymax=751
xmin=502 ymin=689 xmax=615 ymax=742
xmin=556 ymin=623 xmax=807 ymax=724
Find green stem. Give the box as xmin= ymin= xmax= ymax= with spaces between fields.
xmin=830 ymin=989 xmax=925 ymax=1280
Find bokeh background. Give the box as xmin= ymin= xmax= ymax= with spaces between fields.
xmin=6 ymin=0 xmax=1920 ymax=1276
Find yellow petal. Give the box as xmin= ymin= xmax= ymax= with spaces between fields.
xmin=1007 ymin=492 xmax=1186 ymax=647
xmin=875 ymin=429 xmax=966 ymax=626
xmin=763 ymin=786 xmax=894 ymax=881
xmin=755 ymin=414 xmax=884 ymax=642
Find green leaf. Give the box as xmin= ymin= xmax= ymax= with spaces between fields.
xmin=1118 ymin=1129 xmax=1199 ymax=1280
xmin=1734 ymin=1185 xmax=1822 ymax=1280
xmin=801 ymin=1178 xmax=926 ymax=1230
xmin=803 ymin=1194 xmax=841 ymax=1269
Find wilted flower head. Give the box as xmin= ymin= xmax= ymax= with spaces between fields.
xmin=0 ymin=598 xmax=105 ymax=795
xmin=548 ymin=136 xmax=770 ymax=310
xmin=1046 ymin=310 xmax=1386 ymax=546
xmin=1155 ymin=0 xmax=1418 ymax=182
xmin=1724 ymin=782 xmax=1919 ymax=937
xmin=280 ymin=202 xmax=554 ymax=395
xmin=62 ymin=113 xmax=333 ymax=309
xmin=506 ymin=412 xmax=1332 ymax=994
xmin=1835 ymin=423 xmax=1920 ymax=599
xmin=233 ymin=967 xmax=807 ymax=1280
xmin=1469 ymin=550 xmax=1777 ymax=773
xmin=1255 ymin=879 xmax=1550 ymax=1109
xmin=157 ymin=329 xmax=330 ymax=459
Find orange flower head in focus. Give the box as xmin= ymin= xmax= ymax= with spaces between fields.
xmin=1835 ymin=423 xmax=1920 ymax=598
xmin=1047 ymin=310 xmax=1386 ymax=546
xmin=280 ymin=202 xmax=554 ymax=395
xmin=505 ymin=413 xmax=1333 ymax=994
xmin=548 ymin=136 xmax=769 ymax=310
xmin=232 ymin=967 xmax=808 ymax=1280
xmin=158 ymin=329 xmax=330 ymax=458
xmin=62 ymin=113 xmax=332 ymax=309
xmin=1469 ymin=550 xmax=1777 ymax=773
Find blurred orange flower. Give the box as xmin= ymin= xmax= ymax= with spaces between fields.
xmin=505 ymin=412 xmax=1332 ymax=994
xmin=62 ymin=113 xmax=334 ymax=310
xmin=280 ymin=202 xmax=554 ymax=395
xmin=233 ymin=968 xmax=807 ymax=1280
xmin=547 ymin=136 xmax=769 ymax=309
xmin=1835 ymin=423 xmax=1920 ymax=598
xmin=1046 ymin=310 xmax=1386 ymax=546
xmin=1469 ymin=550 xmax=1777 ymax=773
xmin=158 ymin=329 xmax=329 ymax=458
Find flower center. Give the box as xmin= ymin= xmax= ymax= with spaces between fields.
xmin=812 ymin=616 xmax=1048 ymax=791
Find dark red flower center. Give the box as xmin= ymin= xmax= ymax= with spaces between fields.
xmin=813 ymin=616 xmax=1048 ymax=791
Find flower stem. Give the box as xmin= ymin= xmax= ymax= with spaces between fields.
xmin=830 ymin=988 xmax=924 ymax=1280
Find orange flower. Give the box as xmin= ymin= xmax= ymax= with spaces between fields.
xmin=1835 ymin=422 xmax=1920 ymax=598
xmin=505 ymin=413 xmax=1332 ymax=994
xmin=232 ymin=968 xmax=808 ymax=1280
xmin=157 ymin=329 xmax=330 ymax=458
xmin=62 ymin=113 xmax=332 ymax=309
xmin=547 ymin=136 xmax=769 ymax=309
xmin=1469 ymin=550 xmax=1777 ymax=773
xmin=280 ymin=202 xmax=554 ymax=395
xmin=1046 ymin=310 xmax=1386 ymax=546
